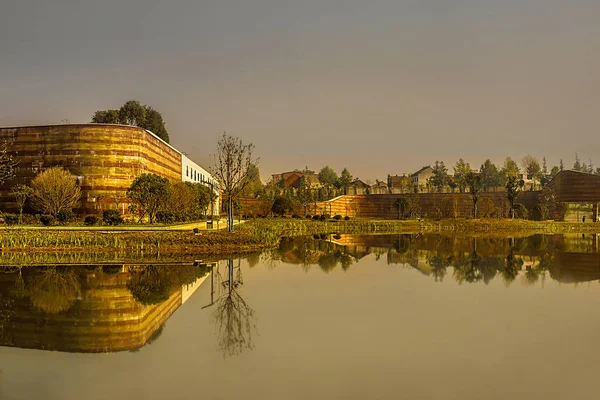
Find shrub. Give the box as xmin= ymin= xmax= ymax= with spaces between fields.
xmin=156 ymin=211 xmax=176 ymax=224
xmin=84 ymin=215 xmax=99 ymax=226
xmin=56 ymin=210 xmax=75 ymax=224
xmin=102 ymin=265 xmax=122 ymax=274
xmin=333 ymin=234 xmax=342 ymax=240
xmin=3 ymin=214 xmax=19 ymax=225
xmin=534 ymin=204 xmax=549 ymax=221
xmin=514 ymin=203 xmax=529 ymax=219
xmin=306 ymin=214 xmax=312 ymax=219
xmin=344 ymin=216 xmax=350 ymax=220
xmin=312 ymin=215 xmax=320 ymax=221
xmin=39 ymin=214 xmax=55 ymax=226
xmin=103 ymin=209 xmax=123 ymax=226
xmin=333 ymin=215 xmax=342 ymax=220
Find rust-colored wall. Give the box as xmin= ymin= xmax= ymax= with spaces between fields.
xmin=0 ymin=124 xmax=182 ymax=213
xmin=548 ymin=170 xmax=600 ymax=203
xmin=310 ymin=192 xmax=540 ymax=219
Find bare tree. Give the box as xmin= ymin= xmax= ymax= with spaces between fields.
xmin=0 ymin=135 xmax=17 ymax=186
xmin=30 ymin=167 xmax=81 ymax=216
xmin=211 ymin=133 xmax=258 ymax=232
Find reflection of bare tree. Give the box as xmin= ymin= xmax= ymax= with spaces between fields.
xmin=29 ymin=267 xmax=81 ymax=314
xmin=0 ymin=293 xmax=14 ymax=340
xmin=213 ymin=259 xmax=257 ymax=358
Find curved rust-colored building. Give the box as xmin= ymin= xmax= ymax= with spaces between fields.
xmin=0 ymin=124 xmax=218 ymax=214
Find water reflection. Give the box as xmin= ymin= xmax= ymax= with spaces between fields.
xmin=1 ymin=233 xmax=600 ymax=356
xmin=0 ymin=264 xmax=211 ymax=352
xmin=272 ymin=234 xmax=600 ymax=286
xmin=211 ymin=259 xmax=257 ymax=357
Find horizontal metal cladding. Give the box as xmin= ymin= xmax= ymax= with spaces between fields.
xmin=313 ymin=192 xmax=540 ymax=219
xmin=0 ymin=124 xmax=183 ymax=213
xmin=548 ymin=170 xmax=600 ymax=203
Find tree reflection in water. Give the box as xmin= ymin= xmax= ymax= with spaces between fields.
xmin=29 ymin=267 xmax=81 ymax=314
xmin=270 ymin=234 xmax=597 ymax=287
xmin=213 ymin=259 xmax=257 ymax=358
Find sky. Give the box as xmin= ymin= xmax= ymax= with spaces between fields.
xmin=1 ymin=0 xmax=599 ymax=182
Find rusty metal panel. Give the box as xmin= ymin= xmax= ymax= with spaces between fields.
xmin=0 ymin=124 xmax=183 ymax=214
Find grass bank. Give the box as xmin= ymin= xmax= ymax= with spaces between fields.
xmin=1 ymin=218 xmax=599 ymax=255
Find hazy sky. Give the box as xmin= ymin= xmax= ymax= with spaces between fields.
xmin=1 ymin=0 xmax=599 ymax=181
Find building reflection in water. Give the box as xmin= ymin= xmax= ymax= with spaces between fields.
xmin=0 ymin=263 xmax=213 ymax=353
xmin=2 ymin=233 xmax=600 ymax=355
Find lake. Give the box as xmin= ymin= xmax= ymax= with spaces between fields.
xmin=1 ymin=233 xmax=600 ymax=400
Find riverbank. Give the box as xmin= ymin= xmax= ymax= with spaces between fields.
xmin=2 ymin=218 xmax=600 ymax=254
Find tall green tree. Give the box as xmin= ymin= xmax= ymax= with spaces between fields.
xmin=340 ymin=168 xmax=353 ymax=195
xmin=118 ymin=100 xmax=146 ymax=126
xmin=479 ymin=160 xmax=502 ymax=192
xmin=466 ymin=171 xmax=482 ymax=218
xmin=127 ymin=173 xmax=171 ymax=224
xmin=453 ymin=159 xmax=471 ymax=193
xmin=501 ymin=157 xmax=520 ymax=184
xmin=90 ymin=100 xmax=170 ymax=143
xmin=91 ymin=109 xmax=119 ymax=124
xmin=521 ymin=155 xmax=542 ymax=190
xmin=506 ymin=175 xmax=521 ymax=219
xmin=550 ymin=165 xmax=560 ymax=178
xmin=430 ymin=161 xmax=450 ymax=192
xmin=318 ymin=165 xmax=339 ymax=199
xmin=141 ymin=105 xmax=169 ymax=143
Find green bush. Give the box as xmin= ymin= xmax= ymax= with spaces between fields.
xmin=56 ymin=210 xmax=75 ymax=224
xmin=39 ymin=214 xmax=55 ymax=226
xmin=3 ymin=214 xmax=19 ymax=225
xmin=312 ymin=215 xmax=320 ymax=221
xmin=103 ymin=209 xmax=124 ymax=226
xmin=306 ymin=214 xmax=312 ymax=219
xmin=344 ymin=216 xmax=350 ymax=220
xmin=333 ymin=215 xmax=342 ymax=220
xmin=84 ymin=215 xmax=99 ymax=226
xmin=514 ymin=203 xmax=529 ymax=219
xmin=156 ymin=211 xmax=176 ymax=224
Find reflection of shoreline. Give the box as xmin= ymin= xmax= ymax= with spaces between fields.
xmin=0 ymin=264 xmax=212 ymax=353
xmin=276 ymin=234 xmax=600 ymax=285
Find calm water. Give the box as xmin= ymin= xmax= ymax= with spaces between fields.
xmin=2 ymin=233 xmax=600 ymax=400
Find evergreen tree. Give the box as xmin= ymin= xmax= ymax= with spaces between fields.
xmin=453 ymin=158 xmax=471 ymax=193
xmin=430 ymin=161 xmax=450 ymax=192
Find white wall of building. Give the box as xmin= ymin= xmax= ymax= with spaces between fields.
xmin=181 ymin=154 xmax=220 ymax=215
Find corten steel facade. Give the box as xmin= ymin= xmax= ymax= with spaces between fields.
xmin=0 ymin=124 xmax=219 ymax=214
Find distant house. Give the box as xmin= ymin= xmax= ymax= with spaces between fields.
xmin=272 ymin=170 xmax=320 ymax=189
xmin=411 ymin=166 xmax=434 ymax=187
xmin=371 ymin=180 xmax=389 ymax=195
xmin=387 ymin=174 xmax=411 ymax=188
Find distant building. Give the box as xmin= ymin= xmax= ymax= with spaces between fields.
xmin=271 ymin=170 xmax=320 ymax=189
xmin=411 ymin=166 xmax=434 ymax=187
xmin=0 ymin=124 xmax=219 ymax=214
